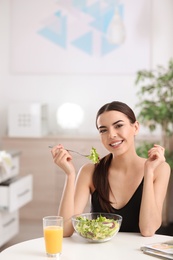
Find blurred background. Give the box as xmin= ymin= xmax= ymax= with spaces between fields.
xmin=0 ymin=0 xmax=173 ymax=139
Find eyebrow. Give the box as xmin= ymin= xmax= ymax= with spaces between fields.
xmin=98 ymin=120 xmax=124 ymax=130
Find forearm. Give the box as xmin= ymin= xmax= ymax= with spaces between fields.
xmin=58 ymin=174 xmax=76 ymax=237
xmin=139 ymin=171 xmax=161 ymax=236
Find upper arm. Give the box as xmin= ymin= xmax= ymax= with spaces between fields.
xmin=74 ymin=163 xmax=95 ymax=214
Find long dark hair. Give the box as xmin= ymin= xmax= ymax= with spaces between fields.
xmin=93 ymin=101 xmax=137 ymax=212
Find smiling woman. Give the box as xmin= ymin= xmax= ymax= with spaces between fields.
xmin=50 ymin=101 xmax=171 ymax=238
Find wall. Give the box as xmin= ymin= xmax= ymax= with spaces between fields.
xmin=0 ymin=0 xmax=173 ymax=144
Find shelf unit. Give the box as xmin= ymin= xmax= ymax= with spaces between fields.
xmin=0 ymin=150 xmax=32 ymax=247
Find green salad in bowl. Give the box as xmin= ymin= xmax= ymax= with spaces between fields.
xmin=71 ymin=213 xmax=122 ymax=242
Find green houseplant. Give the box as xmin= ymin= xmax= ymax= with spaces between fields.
xmin=135 ymin=58 xmax=173 ymax=169
xmin=135 ymin=59 xmax=173 ymax=226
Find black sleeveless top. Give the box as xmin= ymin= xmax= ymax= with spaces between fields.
xmin=91 ymin=179 xmax=144 ymax=232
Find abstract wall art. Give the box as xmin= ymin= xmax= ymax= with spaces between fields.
xmin=10 ymin=0 xmax=151 ymax=74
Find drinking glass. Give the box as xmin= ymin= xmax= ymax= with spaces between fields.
xmin=43 ymin=216 xmax=63 ymax=258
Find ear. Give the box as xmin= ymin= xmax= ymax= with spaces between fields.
xmin=134 ymin=121 xmax=140 ymax=136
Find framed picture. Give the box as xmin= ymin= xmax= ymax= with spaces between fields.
xmin=10 ymin=0 xmax=151 ymax=74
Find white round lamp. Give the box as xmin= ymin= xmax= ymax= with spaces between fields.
xmin=56 ymin=102 xmax=84 ymax=130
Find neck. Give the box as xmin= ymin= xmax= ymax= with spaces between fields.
xmin=111 ymin=149 xmax=140 ymax=170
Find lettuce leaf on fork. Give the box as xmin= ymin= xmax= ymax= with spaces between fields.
xmin=87 ymin=147 xmax=100 ymax=164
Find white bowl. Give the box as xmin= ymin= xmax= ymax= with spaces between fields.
xmin=71 ymin=212 xmax=122 ymax=243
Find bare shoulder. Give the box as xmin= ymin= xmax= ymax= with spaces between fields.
xmin=78 ymin=163 xmax=96 ymax=177
xmin=76 ymin=163 xmax=95 ymax=190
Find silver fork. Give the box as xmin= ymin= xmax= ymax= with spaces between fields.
xmin=48 ymin=145 xmax=89 ymax=157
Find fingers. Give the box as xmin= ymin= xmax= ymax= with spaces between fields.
xmin=50 ymin=144 xmax=64 ymax=158
xmin=148 ymin=144 xmax=165 ymax=154
xmin=153 ymin=144 xmax=165 ymax=152
xmin=50 ymin=145 xmax=74 ymax=175
xmin=50 ymin=144 xmax=72 ymax=163
xmin=148 ymin=144 xmax=165 ymax=161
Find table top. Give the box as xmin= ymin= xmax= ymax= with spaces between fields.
xmin=0 ymin=233 xmax=172 ymax=260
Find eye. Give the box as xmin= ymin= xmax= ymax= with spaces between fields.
xmin=115 ymin=124 xmax=123 ymax=129
xmin=98 ymin=129 xmax=107 ymax=134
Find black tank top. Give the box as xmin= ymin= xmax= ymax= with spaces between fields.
xmin=91 ymin=179 xmax=144 ymax=232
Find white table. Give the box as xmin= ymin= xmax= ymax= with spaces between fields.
xmin=0 ymin=233 xmax=172 ymax=260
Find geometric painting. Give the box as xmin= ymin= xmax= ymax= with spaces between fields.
xmin=10 ymin=0 xmax=151 ymax=74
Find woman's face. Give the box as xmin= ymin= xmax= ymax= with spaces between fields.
xmin=96 ymin=110 xmax=139 ymax=155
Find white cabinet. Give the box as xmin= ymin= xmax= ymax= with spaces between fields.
xmin=0 ymin=211 xmax=19 ymax=247
xmin=0 ymin=151 xmax=33 ymax=247
xmin=0 ymin=175 xmax=32 ymax=212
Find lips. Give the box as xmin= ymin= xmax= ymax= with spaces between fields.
xmin=110 ymin=141 xmax=123 ymax=147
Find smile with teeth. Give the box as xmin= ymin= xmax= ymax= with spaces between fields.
xmin=110 ymin=141 xmax=123 ymax=147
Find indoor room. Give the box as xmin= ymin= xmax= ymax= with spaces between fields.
xmin=0 ymin=0 xmax=173 ymax=258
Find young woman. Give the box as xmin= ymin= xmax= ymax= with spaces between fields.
xmin=51 ymin=101 xmax=171 ymax=237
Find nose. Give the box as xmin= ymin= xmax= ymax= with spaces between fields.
xmin=109 ymin=128 xmax=117 ymax=139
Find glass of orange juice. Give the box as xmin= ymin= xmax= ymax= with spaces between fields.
xmin=43 ymin=216 xmax=63 ymax=258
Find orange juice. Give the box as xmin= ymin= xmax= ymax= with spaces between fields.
xmin=44 ymin=226 xmax=63 ymax=254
